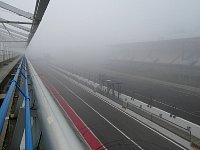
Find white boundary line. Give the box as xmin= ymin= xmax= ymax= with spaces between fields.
xmin=42 ymin=78 xmax=105 ymax=150
xmin=51 ymin=67 xmax=188 ymax=150
xmin=52 ymin=76 xmax=144 ymax=150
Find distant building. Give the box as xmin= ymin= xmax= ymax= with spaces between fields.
xmin=111 ymin=37 xmax=200 ymax=66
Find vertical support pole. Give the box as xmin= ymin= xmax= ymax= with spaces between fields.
xmin=0 ymin=50 xmax=2 ymax=63
xmin=0 ymin=42 xmax=2 ymax=62
xmin=112 ymin=83 xmax=114 ymax=97
xmin=117 ymin=84 xmax=121 ymax=99
xmin=8 ymin=51 xmax=10 ymax=62
xmin=5 ymin=50 xmax=7 ymax=62
xmin=3 ymin=50 xmax=5 ymax=62
xmin=6 ymin=50 xmax=8 ymax=63
xmin=12 ymin=51 xmax=14 ymax=60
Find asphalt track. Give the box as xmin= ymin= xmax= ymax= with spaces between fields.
xmin=33 ymin=62 xmax=185 ymax=150
xmin=99 ymin=68 xmax=200 ymax=125
xmin=57 ymin=63 xmax=200 ymax=125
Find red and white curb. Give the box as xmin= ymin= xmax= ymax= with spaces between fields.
xmin=42 ymin=77 xmax=105 ymax=150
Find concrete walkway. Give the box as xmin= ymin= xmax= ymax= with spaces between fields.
xmin=0 ymin=57 xmax=20 ymax=85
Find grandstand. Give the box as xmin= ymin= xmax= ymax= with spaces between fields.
xmin=107 ymin=37 xmax=200 ymax=87
xmin=111 ymin=37 xmax=200 ymax=66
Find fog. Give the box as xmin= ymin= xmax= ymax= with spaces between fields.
xmin=17 ymin=0 xmax=200 ymax=144
xmin=12 ymin=0 xmax=200 ymax=141
xmin=27 ymin=0 xmax=200 ymax=65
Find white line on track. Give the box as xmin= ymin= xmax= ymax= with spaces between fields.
xmin=52 ymin=76 xmax=144 ymax=150
xmin=51 ymin=68 xmax=188 ymax=150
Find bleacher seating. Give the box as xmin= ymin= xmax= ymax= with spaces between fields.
xmin=111 ymin=37 xmax=200 ymax=66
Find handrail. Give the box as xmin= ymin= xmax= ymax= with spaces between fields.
xmin=0 ymin=58 xmax=22 ymax=132
xmin=0 ymin=56 xmax=33 ymax=150
xmin=27 ymin=58 xmax=84 ymax=150
xmin=23 ymin=57 xmax=33 ymax=150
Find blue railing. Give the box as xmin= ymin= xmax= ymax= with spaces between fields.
xmin=0 ymin=58 xmax=22 ymax=131
xmin=0 ymin=56 xmax=33 ymax=150
xmin=24 ymin=57 xmax=33 ymax=150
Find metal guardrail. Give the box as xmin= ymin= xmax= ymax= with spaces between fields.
xmin=0 ymin=58 xmax=22 ymax=131
xmin=0 ymin=56 xmax=33 ymax=150
xmin=23 ymin=57 xmax=33 ymax=150
xmin=27 ymin=58 xmax=84 ymax=150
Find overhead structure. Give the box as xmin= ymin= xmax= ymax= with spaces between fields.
xmin=0 ymin=24 xmax=29 ymax=37
xmin=0 ymin=0 xmax=50 ymax=49
xmin=28 ymin=0 xmax=50 ymax=44
xmin=0 ymin=1 xmax=33 ymax=20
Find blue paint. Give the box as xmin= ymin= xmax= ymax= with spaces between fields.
xmin=0 ymin=56 xmax=33 ymax=150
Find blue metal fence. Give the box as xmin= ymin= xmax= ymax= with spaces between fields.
xmin=0 ymin=59 xmax=22 ymax=131
xmin=0 ymin=56 xmax=33 ymax=150
xmin=24 ymin=57 xmax=33 ymax=150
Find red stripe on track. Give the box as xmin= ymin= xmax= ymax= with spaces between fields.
xmin=41 ymin=77 xmax=104 ymax=150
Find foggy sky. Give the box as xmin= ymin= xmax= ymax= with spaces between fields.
xmin=27 ymin=0 xmax=200 ymax=62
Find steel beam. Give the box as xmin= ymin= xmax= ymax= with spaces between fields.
xmin=0 ymin=25 xmax=28 ymax=38
xmin=28 ymin=0 xmax=50 ymax=44
xmin=2 ymin=23 xmax=12 ymax=36
xmin=0 ymin=17 xmax=30 ymax=32
xmin=0 ymin=1 xmax=33 ymax=20
xmin=0 ymin=0 xmax=50 ymax=46
xmin=0 ymin=36 xmax=27 ymax=49
xmin=0 ymin=29 xmax=28 ymax=40
xmin=0 ymin=20 xmax=32 ymax=25
xmin=0 ymin=31 xmax=26 ymax=49
xmin=0 ymin=41 xmax=27 ymax=42
xmin=0 ymin=31 xmax=17 ymax=41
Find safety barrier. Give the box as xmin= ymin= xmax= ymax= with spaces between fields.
xmin=0 ymin=56 xmax=33 ymax=150
xmin=0 ymin=58 xmax=22 ymax=131
xmin=23 ymin=57 xmax=33 ymax=150
xmin=27 ymin=59 xmax=84 ymax=150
